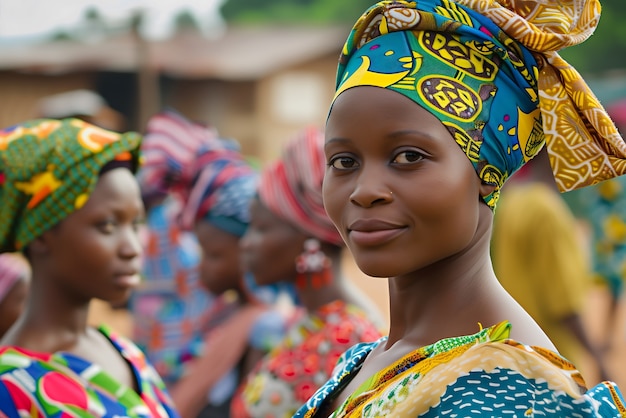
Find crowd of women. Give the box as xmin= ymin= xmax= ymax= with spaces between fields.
xmin=1 ymin=0 xmax=626 ymax=417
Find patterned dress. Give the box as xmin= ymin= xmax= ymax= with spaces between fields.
xmin=130 ymin=198 xmax=217 ymax=385
xmin=230 ymin=300 xmax=382 ymax=418
xmin=0 ymin=327 xmax=179 ymax=417
xmin=294 ymin=322 xmax=626 ymax=418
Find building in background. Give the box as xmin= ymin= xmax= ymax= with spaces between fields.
xmin=0 ymin=24 xmax=346 ymax=164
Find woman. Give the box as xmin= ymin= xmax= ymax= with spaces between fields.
xmin=137 ymin=110 xmax=288 ymax=417
xmin=294 ymin=0 xmax=626 ymax=416
xmin=231 ymin=127 xmax=383 ymax=418
xmin=0 ymin=118 xmax=178 ymax=416
xmin=130 ymin=110 xmax=223 ymax=386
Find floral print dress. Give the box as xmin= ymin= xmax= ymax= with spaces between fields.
xmin=230 ymin=300 xmax=382 ymax=418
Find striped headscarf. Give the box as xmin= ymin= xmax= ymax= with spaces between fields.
xmin=0 ymin=118 xmax=141 ymax=252
xmin=139 ymin=110 xmax=258 ymax=236
xmin=334 ymin=0 xmax=626 ymax=208
xmin=180 ymin=140 xmax=259 ymax=237
xmin=258 ymin=127 xmax=343 ymax=247
xmin=137 ymin=110 xmax=220 ymax=198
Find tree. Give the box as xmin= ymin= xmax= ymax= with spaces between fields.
xmin=221 ymin=0 xmax=373 ymax=24
xmin=220 ymin=0 xmax=626 ymax=76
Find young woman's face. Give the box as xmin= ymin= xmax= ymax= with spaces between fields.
xmin=194 ymin=221 xmax=242 ymax=295
xmin=323 ymin=86 xmax=485 ymax=278
xmin=43 ymin=168 xmax=144 ymax=305
xmin=240 ymin=198 xmax=308 ymax=286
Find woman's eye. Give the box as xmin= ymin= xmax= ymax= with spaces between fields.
xmin=329 ymin=156 xmax=358 ymax=170
xmin=97 ymin=220 xmax=116 ymax=233
xmin=393 ymin=150 xmax=423 ymax=164
xmin=132 ymin=218 xmax=146 ymax=232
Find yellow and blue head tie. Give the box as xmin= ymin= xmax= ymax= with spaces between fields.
xmin=333 ymin=0 xmax=626 ymax=209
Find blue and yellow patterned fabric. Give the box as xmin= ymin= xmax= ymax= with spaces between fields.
xmin=293 ymin=322 xmax=626 ymax=418
xmin=333 ymin=0 xmax=626 ymax=208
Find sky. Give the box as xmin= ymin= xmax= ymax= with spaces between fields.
xmin=0 ymin=0 xmax=225 ymax=44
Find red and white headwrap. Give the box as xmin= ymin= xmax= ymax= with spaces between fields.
xmin=258 ymin=127 xmax=343 ymax=247
xmin=137 ymin=110 xmax=220 ymax=198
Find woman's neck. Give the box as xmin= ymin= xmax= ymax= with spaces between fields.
xmin=385 ymin=218 xmax=501 ymax=348
xmin=2 ymin=276 xmax=91 ymax=351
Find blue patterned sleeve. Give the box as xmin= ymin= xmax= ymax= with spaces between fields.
xmin=0 ymin=381 xmax=19 ymax=418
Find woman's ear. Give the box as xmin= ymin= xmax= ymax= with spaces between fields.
xmin=27 ymin=233 xmax=52 ymax=257
xmin=479 ymin=182 xmax=497 ymax=198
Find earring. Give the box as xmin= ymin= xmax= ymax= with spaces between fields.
xmin=295 ymin=238 xmax=332 ymax=289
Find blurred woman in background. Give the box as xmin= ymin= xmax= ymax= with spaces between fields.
xmin=231 ymin=127 xmax=383 ymax=418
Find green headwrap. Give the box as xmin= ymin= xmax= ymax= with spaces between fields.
xmin=0 ymin=118 xmax=142 ymax=252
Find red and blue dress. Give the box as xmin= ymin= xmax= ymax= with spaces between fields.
xmin=0 ymin=326 xmax=179 ymax=417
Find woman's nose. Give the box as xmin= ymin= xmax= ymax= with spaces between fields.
xmin=119 ymin=225 xmax=142 ymax=259
xmin=349 ymin=167 xmax=394 ymax=208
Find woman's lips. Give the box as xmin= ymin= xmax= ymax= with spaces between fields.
xmin=348 ymin=219 xmax=406 ymax=246
xmin=114 ymin=273 xmax=141 ymax=287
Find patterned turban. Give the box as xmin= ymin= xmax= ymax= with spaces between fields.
xmin=140 ymin=110 xmax=257 ymax=236
xmin=0 ymin=118 xmax=141 ymax=252
xmin=180 ymin=140 xmax=259 ymax=237
xmin=334 ymin=0 xmax=626 ymax=208
xmin=137 ymin=109 xmax=220 ymax=198
xmin=258 ymin=127 xmax=343 ymax=247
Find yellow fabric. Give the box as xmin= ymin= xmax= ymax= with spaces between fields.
xmin=453 ymin=0 xmax=626 ymax=192
xmin=492 ymin=183 xmax=589 ymax=364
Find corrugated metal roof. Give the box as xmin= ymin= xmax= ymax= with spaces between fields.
xmin=0 ymin=25 xmax=348 ymax=79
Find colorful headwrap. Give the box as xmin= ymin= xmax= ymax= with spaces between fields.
xmin=137 ymin=110 xmax=220 ymax=198
xmin=258 ymin=127 xmax=344 ymax=247
xmin=0 ymin=118 xmax=141 ymax=252
xmin=180 ymin=140 xmax=259 ymax=237
xmin=334 ymin=0 xmax=626 ymax=208
xmin=0 ymin=253 xmax=30 ymax=302
xmin=139 ymin=110 xmax=257 ymax=236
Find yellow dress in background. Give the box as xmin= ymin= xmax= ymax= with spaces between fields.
xmin=492 ymin=183 xmax=589 ymax=366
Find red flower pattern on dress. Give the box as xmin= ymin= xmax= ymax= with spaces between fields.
xmin=230 ymin=300 xmax=382 ymax=418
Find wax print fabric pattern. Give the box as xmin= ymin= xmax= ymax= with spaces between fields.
xmin=294 ymin=321 xmax=626 ymax=418
xmin=130 ymin=197 xmax=218 ymax=385
xmin=334 ymin=0 xmax=626 ymax=208
xmin=0 ymin=118 xmax=141 ymax=252
xmin=230 ymin=300 xmax=382 ymax=418
xmin=0 ymin=326 xmax=179 ymax=417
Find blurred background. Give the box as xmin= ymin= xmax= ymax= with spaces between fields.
xmin=0 ymin=0 xmax=376 ymax=162
xmin=2 ymin=0 xmax=625 ymax=163
xmin=1 ymin=0 xmax=626 ymax=389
